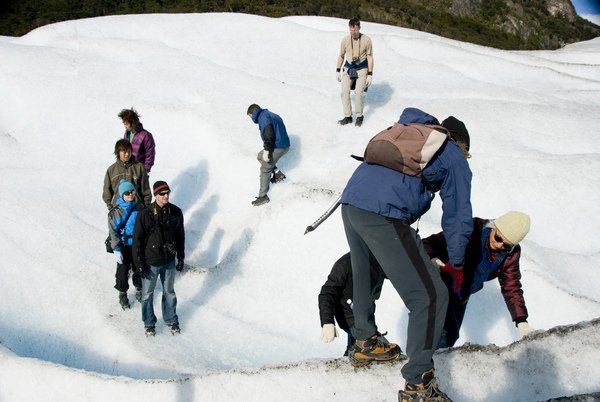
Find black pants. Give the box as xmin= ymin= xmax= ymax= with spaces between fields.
xmin=438 ymin=273 xmax=469 ymax=348
xmin=114 ymin=246 xmax=142 ymax=292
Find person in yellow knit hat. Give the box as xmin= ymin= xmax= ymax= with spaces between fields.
xmin=423 ymin=211 xmax=533 ymax=349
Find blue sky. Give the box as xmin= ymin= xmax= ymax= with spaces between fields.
xmin=571 ymin=0 xmax=600 ymax=14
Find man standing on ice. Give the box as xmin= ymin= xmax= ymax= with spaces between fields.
xmin=336 ymin=17 xmax=374 ymax=127
xmin=247 ymin=104 xmax=290 ymax=206
xmin=133 ymin=181 xmax=185 ymax=337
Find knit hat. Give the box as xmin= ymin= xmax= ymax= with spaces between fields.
xmin=442 ymin=116 xmax=470 ymax=151
xmin=494 ymin=211 xmax=531 ymax=245
xmin=118 ymin=179 xmax=135 ymax=198
xmin=153 ymin=180 xmax=170 ymax=195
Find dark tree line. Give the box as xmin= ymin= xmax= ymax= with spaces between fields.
xmin=1 ymin=0 xmax=598 ymax=50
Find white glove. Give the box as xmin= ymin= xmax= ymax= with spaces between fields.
xmin=114 ymin=251 xmax=123 ymax=265
xmin=517 ymin=322 xmax=535 ymax=338
xmin=431 ymin=258 xmax=444 ymax=267
xmin=336 ymin=70 xmax=341 ymax=82
xmin=365 ymin=74 xmax=373 ymax=88
xmin=320 ymin=324 xmax=338 ymax=343
xmin=262 ymin=150 xmax=270 ymax=162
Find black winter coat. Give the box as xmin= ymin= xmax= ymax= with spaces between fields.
xmin=318 ymin=252 xmax=386 ymax=330
xmin=133 ymin=202 xmax=185 ymax=268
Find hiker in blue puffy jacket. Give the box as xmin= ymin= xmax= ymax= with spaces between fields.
xmin=247 ymin=104 xmax=291 ymax=206
xmin=340 ymin=107 xmax=472 ymax=401
xmin=108 ymin=179 xmax=144 ymax=310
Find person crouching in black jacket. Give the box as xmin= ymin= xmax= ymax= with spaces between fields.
xmin=318 ymin=252 xmax=401 ymax=359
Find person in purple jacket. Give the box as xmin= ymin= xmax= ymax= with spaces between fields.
xmin=340 ymin=107 xmax=472 ymax=402
xmin=118 ymin=108 xmax=156 ymax=174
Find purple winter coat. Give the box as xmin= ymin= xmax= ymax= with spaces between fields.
xmin=124 ymin=124 xmax=156 ymax=173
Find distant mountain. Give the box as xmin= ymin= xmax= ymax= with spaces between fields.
xmin=1 ymin=0 xmax=598 ymax=49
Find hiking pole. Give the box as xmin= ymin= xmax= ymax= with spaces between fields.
xmin=304 ymin=195 xmax=342 ymax=235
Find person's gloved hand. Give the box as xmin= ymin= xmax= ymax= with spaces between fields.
xmin=440 ymin=262 xmax=463 ymax=292
xmin=336 ymin=69 xmax=341 ymax=82
xmin=320 ymin=324 xmax=338 ymax=343
xmin=517 ymin=322 xmax=535 ymax=338
xmin=431 ymin=258 xmax=444 ymax=267
xmin=365 ymin=73 xmax=373 ymax=88
xmin=262 ymin=150 xmax=271 ymax=163
xmin=114 ymin=251 xmax=123 ymax=265
xmin=176 ymin=259 xmax=184 ymax=272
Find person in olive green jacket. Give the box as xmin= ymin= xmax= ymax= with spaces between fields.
xmin=103 ymin=139 xmax=151 ymax=210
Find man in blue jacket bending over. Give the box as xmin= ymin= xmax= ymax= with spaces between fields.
xmin=247 ymin=104 xmax=291 ymax=206
xmin=340 ymin=107 xmax=472 ymax=402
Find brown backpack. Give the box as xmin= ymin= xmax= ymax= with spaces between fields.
xmin=363 ymin=123 xmax=449 ymax=176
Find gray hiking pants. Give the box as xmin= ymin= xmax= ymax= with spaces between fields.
xmin=341 ymin=204 xmax=448 ymax=384
xmin=257 ymin=147 xmax=289 ymax=197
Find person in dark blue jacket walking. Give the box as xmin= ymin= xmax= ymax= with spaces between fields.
xmin=247 ymin=104 xmax=291 ymax=206
xmin=340 ymin=108 xmax=472 ymax=402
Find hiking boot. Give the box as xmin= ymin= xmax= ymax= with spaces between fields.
xmin=348 ymin=334 xmax=402 ymax=367
xmin=169 ymin=322 xmax=181 ymax=335
xmin=270 ymin=170 xmax=286 ymax=184
xmin=135 ymin=287 xmax=142 ymax=303
xmin=355 ymin=116 xmax=364 ymax=127
xmin=145 ymin=326 xmax=156 ymax=337
xmin=251 ymin=195 xmax=270 ymax=206
xmin=338 ymin=116 xmax=353 ymax=125
xmin=118 ymin=292 xmax=130 ymax=310
xmin=398 ymin=369 xmax=452 ymax=402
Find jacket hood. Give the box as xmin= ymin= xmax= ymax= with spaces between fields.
xmin=398 ymin=107 xmax=439 ymax=125
xmin=251 ymin=107 xmax=264 ymax=124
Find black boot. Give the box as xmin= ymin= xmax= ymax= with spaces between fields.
xmin=338 ymin=116 xmax=353 ymax=125
xmin=118 ymin=292 xmax=130 ymax=310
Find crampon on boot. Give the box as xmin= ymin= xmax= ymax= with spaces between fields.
xmin=348 ymin=334 xmax=402 ymax=367
xmin=398 ymin=368 xmax=453 ymax=402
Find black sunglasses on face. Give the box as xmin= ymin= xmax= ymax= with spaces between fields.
xmin=494 ymin=232 xmax=514 ymax=252
xmin=158 ymin=191 xmax=170 ymax=196
xmin=123 ymin=190 xmax=135 ymax=196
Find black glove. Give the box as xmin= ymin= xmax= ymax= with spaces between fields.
xmin=176 ymin=259 xmax=184 ymax=272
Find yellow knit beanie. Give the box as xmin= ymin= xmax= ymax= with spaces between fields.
xmin=494 ymin=211 xmax=531 ymax=244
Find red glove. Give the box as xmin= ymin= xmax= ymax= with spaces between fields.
xmin=440 ymin=262 xmax=464 ymax=293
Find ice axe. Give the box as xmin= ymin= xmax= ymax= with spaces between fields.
xmin=304 ymin=195 xmax=342 ymax=235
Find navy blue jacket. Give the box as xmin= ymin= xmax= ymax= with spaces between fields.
xmin=341 ymin=139 xmax=472 ymax=266
xmin=251 ymin=107 xmax=290 ymax=151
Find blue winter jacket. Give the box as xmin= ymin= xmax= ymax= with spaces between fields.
xmin=108 ymin=198 xmax=143 ymax=252
xmin=341 ymin=139 xmax=473 ymax=266
xmin=251 ymin=107 xmax=290 ymax=149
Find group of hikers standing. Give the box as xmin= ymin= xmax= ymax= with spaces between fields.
xmin=97 ymin=17 xmax=536 ymax=402
xmin=104 ymin=108 xmax=185 ymax=337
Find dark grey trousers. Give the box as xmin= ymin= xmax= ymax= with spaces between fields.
xmin=257 ymin=147 xmax=289 ymax=197
xmin=341 ymin=204 xmax=448 ymax=384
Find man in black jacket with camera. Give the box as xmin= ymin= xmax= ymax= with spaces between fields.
xmin=133 ymin=180 xmax=185 ymax=337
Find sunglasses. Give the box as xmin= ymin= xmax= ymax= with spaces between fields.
xmin=123 ymin=190 xmax=135 ymax=196
xmin=157 ymin=191 xmax=171 ymax=196
xmin=493 ymin=231 xmax=514 ymax=253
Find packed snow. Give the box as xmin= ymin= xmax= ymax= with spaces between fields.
xmin=0 ymin=13 xmax=599 ymax=402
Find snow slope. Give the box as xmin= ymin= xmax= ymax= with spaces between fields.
xmin=0 ymin=13 xmax=599 ymax=401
